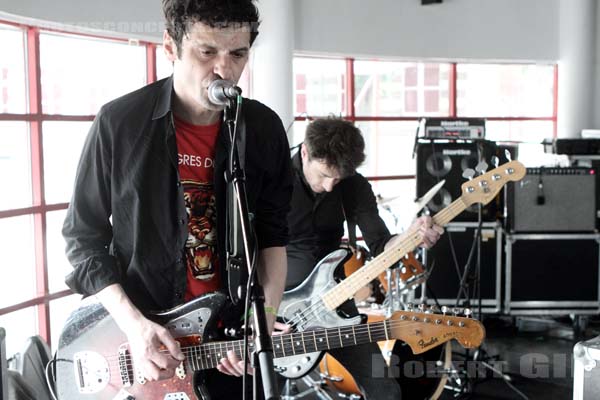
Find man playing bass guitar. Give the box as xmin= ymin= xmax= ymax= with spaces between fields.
xmin=284 ymin=117 xmax=444 ymax=398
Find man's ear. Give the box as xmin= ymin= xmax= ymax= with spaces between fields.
xmin=163 ymin=30 xmax=178 ymax=62
xmin=300 ymin=143 xmax=308 ymax=161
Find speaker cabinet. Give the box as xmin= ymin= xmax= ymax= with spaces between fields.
xmin=507 ymin=167 xmax=596 ymax=232
xmin=420 ymin=222 xmax=502 ymax=313
xmin=416 ymin=140 xmax=501 ymax=222
xmin=505 ymin=233 xmax=600 ymax=314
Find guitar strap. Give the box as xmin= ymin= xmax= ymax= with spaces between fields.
xmin=341 ymin=186 xmax=358 ymax=249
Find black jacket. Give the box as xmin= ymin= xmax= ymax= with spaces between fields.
xmin=285 ymin=151 xmax=392 ymax=288
xmin=62 ymin=76 xmax=293 ymax=311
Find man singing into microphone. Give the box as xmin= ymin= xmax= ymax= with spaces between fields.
xmin=62 ymin=0 xmax=292 ymax=398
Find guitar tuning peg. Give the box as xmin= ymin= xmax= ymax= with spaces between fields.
xmin=475 ymin=161 xmax=488 ymax=174
xmin=491 ymin=156 xmax=500 ymax=168
xmin=405 ymin=303 xmax=414 ymax=312
xmin=452 ymin=307 xmax=461 ymax=316
xmin=441 ymin=305 xmax=448 ymax=316
xmin=464 ymin=308 xmax=472 ymax=318
xmin=504 ymin=149 xmax=512 ymax=162
xmin=462 ymin=168 xmax=475 ymax=180
xmin=430 ymin=305 xmax=440 ymax=314
xmin=418 ymin=304 xmax=427 ymax=313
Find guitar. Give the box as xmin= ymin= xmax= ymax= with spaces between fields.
xmin=276 ymin=160 xmax=525 ymax=378
xmin=55 ymin=292 xmax=485 ymax=400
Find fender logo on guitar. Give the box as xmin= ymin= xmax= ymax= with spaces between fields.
xmin=418 ymin=336 xmax=439 ymax=349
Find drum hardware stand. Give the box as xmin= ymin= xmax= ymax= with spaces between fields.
xmin=280 ymin=374 xmax=335 ymax=400
xmin=442 ymin=155 xmax=528 ymax=399
xmin=383 ymin=262 xmax=401 ymax=317
xmin=382 ymin=261 xmax=421 ymax=317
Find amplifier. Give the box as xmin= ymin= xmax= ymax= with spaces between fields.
xmin=505 ymin=233 xmax=600 ymax=314
xmin=549 ymin=139 xmax=600 ymax=155
xmin=423 ymin=118 xmax=485 ymax=140
xmin=507 ymin=167 xmax=597 ymax=232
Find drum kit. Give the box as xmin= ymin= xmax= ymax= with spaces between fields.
xmin=281 ymin=181 xmax=459 ymax=400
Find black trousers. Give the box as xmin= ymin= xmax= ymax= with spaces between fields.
xmin=328 ymin=342 xmax=403 ymax=399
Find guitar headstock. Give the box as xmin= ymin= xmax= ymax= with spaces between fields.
xmin=460 ymin=160 xmax=525 ymax=208
xmin=388 ymin=309 xmax=485 ymax=354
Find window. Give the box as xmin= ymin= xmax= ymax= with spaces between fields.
xmin=42 ymin=121 xmax=92 ymax=204
xmin=0 ymin=215 xmax=36 ymax=309
xmin=0 ymin=21 xmax=159 ymax=357
xmin=156 ymin=45 xmax=173 ymax=80
xmin=0 ymin=122 xmax=31 ymax=211
xmin=0 ymin=24 xmax=27 ymax=114
xmin=46 ymin=209 xmax=72 ymax=293
xmin=356 ymin=120 xmax=418 ymax=177
xmin=40 ymin=33 xmax=146 ymax=115
xmin=294 ymin=57 xmax=347 ymax=118
xmin=354 ymin=61 xmax=450 ymax=117
xmin=0 ymin=307 xmax=37 ymax=358
xmin=293 ymin=56 xmax=557 ymax=236
xmin=456 ymin=63 xmax=554 ymax=118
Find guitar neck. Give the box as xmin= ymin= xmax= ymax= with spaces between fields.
xmin=321 ymin=197 xmax=466 ymax=310
xmin=187 ymin=320 xmax=391 ymax=371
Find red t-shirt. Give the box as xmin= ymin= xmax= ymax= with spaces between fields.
xmin=174 ymin=115 xmax=221 ymax=301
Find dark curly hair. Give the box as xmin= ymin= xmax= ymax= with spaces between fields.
xmin=304 ymin=117 xmax=366 ymax=177
xmin=162 ymin=0 xmax=260 ymax=57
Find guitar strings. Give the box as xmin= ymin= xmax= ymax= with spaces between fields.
xmin=100 ymin=204 xmax=465 ymax=373
xmin=88 ymin=177 xmax=511 ymax=382
xmin=101 ymin=316 xmax=477 ymax=372
xmin=282 ymin=229 xmax=425 ymax=330
xmin=97 ymin=203 xmax=471 ymax=375
xmin=281 ymin=201 xmax=463 ymax=331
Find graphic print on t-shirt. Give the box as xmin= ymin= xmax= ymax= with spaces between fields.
xmin=174 ymin=115 xmax=221 ymax=298
xmin=183 ymin=180 xmax=217 ymax=281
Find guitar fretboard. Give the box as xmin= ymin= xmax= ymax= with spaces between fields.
xmin=185 ymin=319 xmax=390 ymax=371
xmin=321 ymin=197 xmax=467 ymax=310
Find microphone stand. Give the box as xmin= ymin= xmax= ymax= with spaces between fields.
xmin=224 ymin=96 xmax=279 ymax=400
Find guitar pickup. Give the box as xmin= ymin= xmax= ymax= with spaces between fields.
xmin=118 ymin=346 xmax=133 ymax=387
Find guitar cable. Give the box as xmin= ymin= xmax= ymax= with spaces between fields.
xmin=241 ymin=241 xmax=259 ymax=400
xmin=45 ymin=354 xmax=71 ymax=400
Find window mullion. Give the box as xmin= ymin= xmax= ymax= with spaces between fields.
xmin=26 ymin=26 xmax=51 ymax=345
xmin=345 ymin=58 xmax=355 ymax=121
xmin=146 ymin=42 xmax=157 ymax=84
xmin=449 ymin=63 xmax=457 ymax=117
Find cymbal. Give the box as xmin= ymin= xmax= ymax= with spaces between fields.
xmin=413 ymin=179 xmax=445 ymax=215
xmin=376 ymin=194 xmax=402 ymax=205
xmin=377 ymin=179 xmax=445 ymax=214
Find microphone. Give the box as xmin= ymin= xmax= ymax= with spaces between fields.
xmin=208 ymin=79 xmax=242 ymax=106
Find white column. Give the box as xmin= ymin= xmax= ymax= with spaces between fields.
xmin=251 ymin=0 xmax=295 ymax=142
xmin=558 ymin=0 xmax=596 ymax=138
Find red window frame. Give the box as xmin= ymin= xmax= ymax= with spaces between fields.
xmin=294 ymin=57 xmax=558 ymax=181
xmin=0 ymin=20 xmax=159 ymax=346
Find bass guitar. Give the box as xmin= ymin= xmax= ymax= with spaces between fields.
xmin=276 ymin=160 xmax=525 ymax=378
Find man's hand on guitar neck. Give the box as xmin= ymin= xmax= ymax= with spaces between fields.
xmin=388 ymin=215 xmax=443 ymax=250
xmin=217 ymin=319 xmax=292 ymax=377
xmin=95 ymin=284 xmax=185 ymax=381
